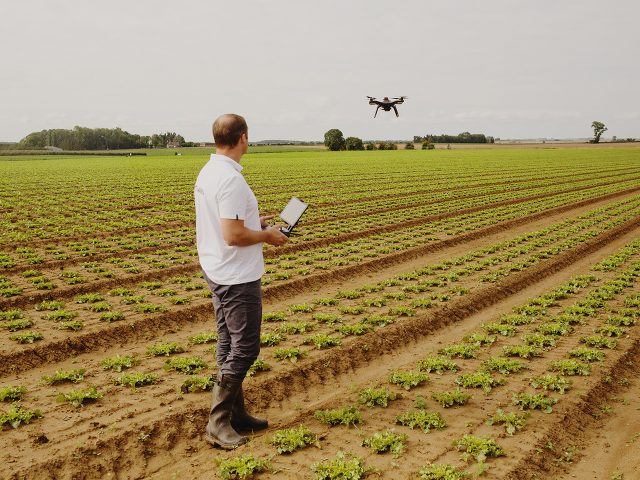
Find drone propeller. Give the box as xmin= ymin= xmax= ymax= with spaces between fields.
xmin=366 ymin=96 xmax=375 ymax=99
xmin=392 ymin=96 xmax=408 ymax=100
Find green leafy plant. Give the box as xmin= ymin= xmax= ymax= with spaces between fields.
xmin=75 ymin=293 xmax=105 ymax=304
xmin=579 ymin=335 xmax=618 ymax=349
xmin=133 ymin=303 xmax=167 ymax=313
xmin=290 ymin=303 xmax=314 ymax=313
xmin=417 ymin=356 xmax=459 ymax=374
xmin=439 ymin=344 xmax=479 ymax=359
xmin=1 ymin=318 xmax=33 ymax=331
xmin=314 ymin=297 xmax=340 ymax=306
xmin=181 ymin=375 xmax=216 ymax=393
xmin=549 ymin=359 xmax=591 ymax=376
xmin=358 ymin=387 xmax=399 ymax=407
xmin=247 ymin=358 xmax=271 ymax=376
xmin=453 ymin=434 xmax=505 ymax=463
xmin=85 ymin=301 xmax=111 ymax=312
xmin=35 ymin=301 xmax=64 ymax=311
xmin=486 ymin=409 xmax=528 ymax=435
xmin=263 ymin=311 xmax=287 ymax=322
xmin=121 ymin=295 xmax=146 ymax=305
xmin=146 ymin=342 xmax=185 ymax=356
xmin=311 ymin=452 xmax=367 ymax=480
xmin=42 ymin=310 xmax=77 ymax=321
xmin=277 ymin=321 xmax=314 ymax=334
xmin=389 ymin=306 xmax=416 ymax=317
xmin=606 ymin=315 xmax=635 ymax=327
xmin=482 ymin=323 xmax=517 ymax=337
xmin=336 ymin=290 xmax=362 ymax=299
xmin=569 ymin=347 xmax=605 ymax=362
xmin=501 ymin=345 xmax=542 ymax=359
xmin=530 ymin=374 xmax=573 ymax=394
xmin=536 ymin=322 xmax=573 ymax=336
xmin=362 ymin=430 xmax=407 ymax=457
xmin=432 ymin=388 xmax=471 ymax=408
xmin=363 ymin=314 xmax=395 ymax=327
xmin=522 ymin=333 xmax=556 ymax=348
xmin=217 ymin=454 xmax=270 ymax=480
xmin=396 ymin=410 xmax=446 ymax=433
xmin=42 ymin=368 xmax=86 ymax=385
xmin=58 ymin=320 xmax=84 ymax=331
xmin=101 ymin=355 xmax=140 ymax=372
xmin=188 ymin=331 xmax=218 ymax=344
xmin=362 ymin=297 xmax=386 ymax=307
xmin=411 ymin=298 xmax=433 ymax=309
xmin=418 ymin=463 xmax=469 ymax=480
xmin=338 ymin=323 xmax=373 ymax=336
xmin=314 ymin=406 xmax=362 ymax=427
xmin=99 ymin=312 xmax=125 ymax=322
xmin=260 ymin=332 xmax=286 ymax=347
xmin=305 ymin=333 xmax=341 ymax=349
xmin=269 ymin=424 xmax=318 ymax=453
xmin=164 ymin=357 xmax=208 ymax=374
xmin=389 ymin=370 xmax=429 ymax=390
xmin=9 ymin=331 xmax=44 ymax=343
xmin=0 ymin=404 xmax=42 ymax=429
xmin=596 ymin=325 xmax=625 ymax=337
xmin=455 ymin=371 xmax=504 ymax=394
xmin=481 ymin=357 xmax=527 ymax=375
xmin=0 ymin=385 xmax=27 ymax=402
xmin=115 ymin=372 xmax=159 ymax=388
xmin=339 ymin=306 xmax=365 ymax=315
xmin=512 ymin=392 xmax=557 ymax=413
xmin=57 ymin=385 xmax=102 ymax=407
xmin=313 ymin=313 xmax=343 ymax=324
xmin=274 ymin=347 xmax=304 ymax=362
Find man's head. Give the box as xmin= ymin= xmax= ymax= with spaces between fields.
xmin=212 ymin=114 xmax=249 ymax=157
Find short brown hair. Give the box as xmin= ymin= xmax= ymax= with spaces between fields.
xmin=212 ymin=114 xmax=248 ymax=148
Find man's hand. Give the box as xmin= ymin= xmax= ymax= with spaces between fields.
xmin=260 ymin=214 xmax=275 ymax=229
xmin=263 ymin=226 xmax=289 ymax=246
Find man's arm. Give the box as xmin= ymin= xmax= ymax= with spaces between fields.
xmin=221 ymin=219 xmax=288 ymax=247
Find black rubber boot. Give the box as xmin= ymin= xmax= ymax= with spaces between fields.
xmin=204 ymin=375 xmax=248 ymax=449
xmin=231 ymin=385 xmax=268 ymax=432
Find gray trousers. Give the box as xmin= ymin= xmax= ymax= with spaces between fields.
xmin=203 ymin=274 xmax=262 ymax=379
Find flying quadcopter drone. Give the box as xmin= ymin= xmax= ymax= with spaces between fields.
xmin=367 ymin=96 xmax=408 ymax=118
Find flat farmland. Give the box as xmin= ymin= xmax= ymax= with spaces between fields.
xmin=1 ymin=147 xmax=640 ymax=480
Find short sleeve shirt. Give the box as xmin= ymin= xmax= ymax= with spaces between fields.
xmin=194 ymin=154 xmax=264 ymax=285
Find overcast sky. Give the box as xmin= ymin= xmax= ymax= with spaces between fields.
xmin=2 ymin=0 xmax=639 ymax=142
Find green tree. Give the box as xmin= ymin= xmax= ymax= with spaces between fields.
xmin=345 ymin=136 xmax=364 ymax=151
xmin=404 ymin=142 xmax=415 ymax=150
xmin=591 ymin=121 xmax=607 ymax=144
xmin=365 ymin=142 xmax=376 ymax=150
xmin=324 ymin=129 xmax=346 ymax=151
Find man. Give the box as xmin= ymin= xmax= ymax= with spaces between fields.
xmin=194 ymin=113 xmax=288 ymax=449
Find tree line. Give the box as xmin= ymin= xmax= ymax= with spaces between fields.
xmin=15 ymin=127 xmax=191 ymax=150
xmin=413 ymin=132 xmax=494 ymax=144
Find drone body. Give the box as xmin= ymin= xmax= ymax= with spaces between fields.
xmin=367 ymin=96 xmax=407 ymax=118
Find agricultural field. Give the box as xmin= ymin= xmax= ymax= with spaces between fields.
xmin=1 ymin=146 xmax=640 ymax=480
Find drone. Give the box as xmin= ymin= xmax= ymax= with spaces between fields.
xmin=367 ymin=96 xmax=407 ymax=118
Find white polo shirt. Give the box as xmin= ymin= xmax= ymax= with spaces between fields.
xmin=194 ymin=154 xmax=264 ymax=285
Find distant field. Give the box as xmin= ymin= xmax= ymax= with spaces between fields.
xmin=1 ymin=147 xmax=639 ymax=479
